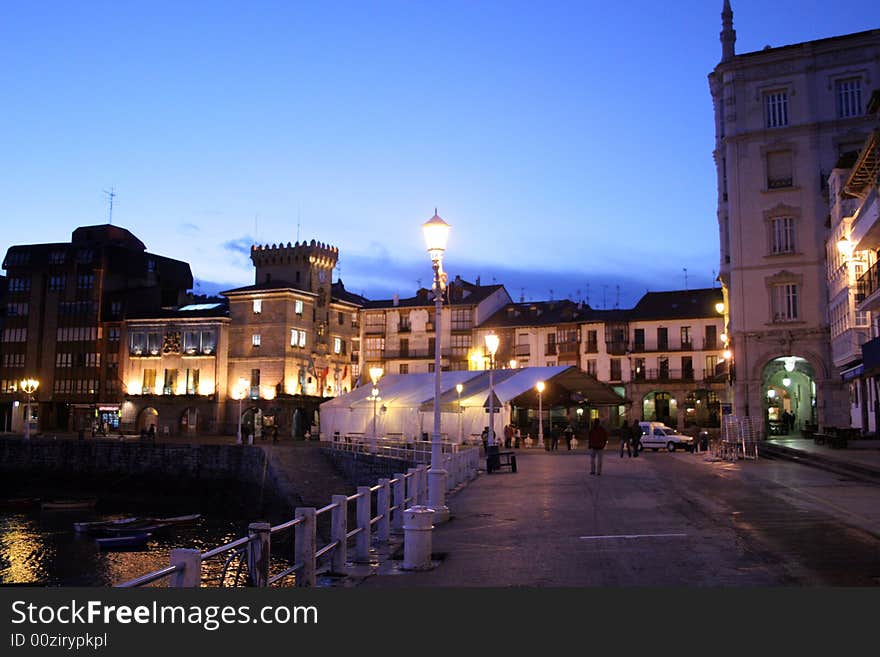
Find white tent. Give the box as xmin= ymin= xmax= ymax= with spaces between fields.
xmin=319 ymin=366 xmax=627 ymax=444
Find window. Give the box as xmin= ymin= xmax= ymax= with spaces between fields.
xmin=772 ymin=283 xmax=799 ymax=322
xmin=658 ymin=357 xmax=670 ymax=380
xmin=161 ymin=369 xmax=177 ymax=395
xmin=7 ymin=303 xmax=28 ymax=317
xmin=147 ymin=258 xmax=156 ymax=273
xmin=253 ymin=299 xmax=262 ymax=314
xmin=680 ymin=326 xmax=692 ymax=350
xmin=767 ymin=150 xmax=793 ymax=189
xmin=610 ymin=359 xmax=622 ymax=381
xmin=338 ymin=311 xmax=345 ymax=326
xmin=333 ymin=337 xmax=344 ymax=354
xmin=364 ymin=337 xmax=385 ymax=359
xmin=837 ymin=78 xmax=862 ymax=118
xmin=2 ymin=328 xmax=27 ymax=342
xmin=250 ymin=369 xmax=260 ymax=398
xmin=9 ymin=277 xmax=30 ymax=293
xmin=77 ymin=274 xmax=94 ymax=289
xmin=110 ymin=301 xmax=123 ymax=317
xmin=770 ymin=216 xmax=795 ymax=254
xmin=252 ymin=333 xmax=261 ymax=347
xmin=186 ymin=369 xmax=200 ymax=395
xmin=633 ymin=328 xmax=645 ymax=351
xmin=451 ymin=308 xmax=471 ymax=330
xmin=682 ymin=356 xmax=694 ymax=380
xmin=48 ymin=275 xmax=66 ymax=291
xmin=705 ymin=325 xmax=717 ymax=350
xmin=765 ymin=91 xmax=788 ymax=128
xmin=451 ymin=334 xmax=470 ymax=357
xmin=56 ymin=353 xmax=72 ymax=368
xmin=75 ymin=249 xmax=93 ymax=263
xmin=706 ymin=355 xmax=720 ymax=378
xmin=108 ymin=327 xmax=120 ymax=342
xmin=295 ymin=299 xmax=304 ymax=316
xmin=585 ymin=330 xmax=598 ymax=353
xmin=3 ymin=353 xmax=25 ymax=368
xmin=49 ymin=250 xmax=66 ymax=264
xmin=657 ymin=327 xmax=668 ymax=351
xmin=291 ymin=329 xmax=306 ymax=348
xmin=142 ymin=369 xmax=157 ymax=395
xmin=399 ymin=364 xmax=409 ymax=374
xmin=632 ymin=358 xmax=645 ymax=380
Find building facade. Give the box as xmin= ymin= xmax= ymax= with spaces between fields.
xmin=0 ymin=225 xmax=193 ymax=434
xmin=709 ymin=1 xmax=880 ymax=432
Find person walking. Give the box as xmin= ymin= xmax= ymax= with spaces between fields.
xmin=550 ymin=425 xmax=560 ymax=451
xmin=514 ymin=426 xmax=521 ymax=448
xmin=564 ymin=422 xmax=574 ymax=450
xmin=619 ymin=420 xmax=632 ymax=458
xmin=631 ymin=420 xmax=643 ymax=456
xmin=588 ymin=418 xmax=608 ymax=475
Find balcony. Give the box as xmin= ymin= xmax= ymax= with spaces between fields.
xmin=631 ymin=341 xmax=645 ymax=353
xmin=630 ymin=369 xmax=699 ymax=382
xmin=545 ymin=344 xmax=557 ymax=356
xmin=606 ymin=341 xmax=628 ymax=356
xmin=856 ymin=260 xmax=880 ymax=310
xmin=364 ymin=324 xmax=386 ymax=335
xmin=680 ymin=341 xmax=693 ymax=352
xmin=703 ymin=337 xmax=718 ymax=350
xmin=382 ymin=347 xmax=449 ymax=359
xmin=584 ymin=341 xmax=599 ymax=354
xmin=558 ymin=341 xmax=579 ymax=356
xmin=514 ymin=344 xmax=531 ymax=357
xmin=398 ymin=324 xmax=411 ymax=333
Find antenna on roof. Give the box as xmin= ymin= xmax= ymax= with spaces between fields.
xmin=712 ymin=269 xmax=717 ymax=287
xmin=602 ymin=285 xmax=608 ymax=309
xmin=615 ymin=285 xmax=620 ymax=309
xmin=585 ymin=283 xmax=590 ymax=306
xmin=683 ymin=268 xmax=688 ymax=290
xmin=520 ymin=287 xmax=525 ymax=303
xmin=103 ymin=188 xmax=116 ymax=224
xmin=549 ymin=289 xmax=554 ymax=301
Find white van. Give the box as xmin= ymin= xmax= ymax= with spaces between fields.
xmin=637 ymin=422 xmax=694 ymax=452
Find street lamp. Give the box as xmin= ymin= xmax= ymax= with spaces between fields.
xmin=235 ymin=377 xmax=248 ymax=444
xmin=484 ymin=333 xmax=499 ymax=447
xmin=20 ymin=378 xmax=39 ymax=440
xmin=536 ymin=381 xmax=545 ymax=450
xmin=423 ymin=209 xmax=451 ymax=523
xmin=456 ymin=382 xmax=463 ymax=444
xmin=369 ymin=366 xmax=384 ymax=453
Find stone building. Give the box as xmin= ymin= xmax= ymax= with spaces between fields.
xmin=120 ymin=300 xmax=230 ymax=436
xmin=709 ymin=1 xmax=880 ymax=431
xmin=0 ymin=224 xmax=192 ymax=433
xmin=221 ymin=240 xmax=365 ymax=439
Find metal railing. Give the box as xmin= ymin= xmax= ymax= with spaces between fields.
xmin=117 ymin=446 xmax=480 ymax=589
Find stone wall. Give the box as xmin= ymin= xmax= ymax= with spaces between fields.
xmin=320 ymin=448 xmax=413 ymax=488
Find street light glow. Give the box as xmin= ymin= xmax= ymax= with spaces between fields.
xmin=421 ymin=211 xmax=451 ymax=257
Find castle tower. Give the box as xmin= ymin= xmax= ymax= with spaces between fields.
xmin=720 ymin=0 xmax=736 ymax=62
xmin=250 ymin=239 xmax=339 ymax=308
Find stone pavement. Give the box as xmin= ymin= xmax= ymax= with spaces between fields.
xmin=347 ymin=437 xmax=880 ymax=587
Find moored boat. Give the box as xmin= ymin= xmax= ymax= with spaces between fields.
xmin=95 ymin=532 xmax=152 ymax=550
xmin=150 ymin=513 xmax=201 ymax=525
xmin=0 ymin=497 xmax=41 ymax=510
xmin=73 ymin=517 xmax=142 ymax=533
xmin=42 ymin=498 xmax=98 ymax=511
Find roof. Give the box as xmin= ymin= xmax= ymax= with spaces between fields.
xmin=481 ymin=300 xmax=594 ymax=328
xmin=126 ymin=297 xmax=230 ymax=320
xmin=364 ymin=277 xmax=507 ymax=310
xmin=732 ymin=29 xmax=880 ymax=63
xmin=221 ymin=280 xmax=317 ymax=296
xmin=320 ymin=366 xmax=628 ymax=412
xmin=629 ymin=288 xmax=723 ymax=321
xmin=331 ymin=280 xmax=369 ymax=307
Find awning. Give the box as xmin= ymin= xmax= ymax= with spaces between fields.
xmin=841 ymin=363 xmax=864 ymax=381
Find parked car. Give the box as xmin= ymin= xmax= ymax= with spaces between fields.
xmin=637 ymin=422 xmax=695 ymax=452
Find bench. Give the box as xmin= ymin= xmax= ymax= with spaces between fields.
xmin=487 ymin=450 xmax=517 ymax=473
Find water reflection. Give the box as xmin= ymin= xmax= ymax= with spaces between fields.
xmin=0 ymin=509 xmax=277 ymax=587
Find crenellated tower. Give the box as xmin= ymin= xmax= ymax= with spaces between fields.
xmin=250 ymin=239 xmax=339 ymax=308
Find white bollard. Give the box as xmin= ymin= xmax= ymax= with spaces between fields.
xmin=402 ymin=505 xmax=435 ymax=571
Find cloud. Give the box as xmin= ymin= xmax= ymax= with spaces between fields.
xmin=223 ymin=236 xmax=255 ymax=256
xmin=178 ymin=223 xmax=200 ymax=234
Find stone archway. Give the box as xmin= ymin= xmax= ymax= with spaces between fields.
xmin=761 ymin=356 xmax=816 ymax=435
xmin=642 ymin=391 xmax=677 ymax=427
xmin=137 ymin=407 xmax=159 ymax=433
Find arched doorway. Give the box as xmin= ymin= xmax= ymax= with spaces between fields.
xmin=762 ymin=356 xmax=816 ymax=435
xmin=137 ymin=407 xmax=159 ymax=433
xmin=683 ymin=389 xmax=721 ymax=428
xmin=180 ymin=407 xmax=199 ymax=434
xmin=643 ymin=391 xmax=677 ymax=426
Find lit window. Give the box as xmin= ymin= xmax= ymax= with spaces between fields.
xmin=295 ymin=299 xmax=303 ymax=316
xmin=291 ymin=329 xmax=306 ymax=348
xmin=252 ymin=334 xmax=261 ymax=347
xmin=334 ymin=337 xmax=343 ymax=354
xmin=253 ymin=299 xmax=262 ymax=314
xmin=772 ymin=283 xmax=799 ymax=322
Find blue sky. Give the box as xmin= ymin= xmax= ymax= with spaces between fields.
xmin=1 ymin=1 xmax=876 ymax=308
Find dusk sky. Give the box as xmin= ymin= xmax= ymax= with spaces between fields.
xmin=2 ymin=1 xmax=877 ymax=308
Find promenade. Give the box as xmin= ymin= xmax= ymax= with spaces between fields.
xmin=350 ymin=438 xmax=880 ymax=587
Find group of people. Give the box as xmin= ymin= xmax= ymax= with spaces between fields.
xmin=617 ymin=419 xmax=643 ymax=458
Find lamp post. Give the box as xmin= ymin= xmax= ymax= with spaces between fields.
xmin=485 ymin=333 xmax=499 ymax=447
xmin=20 ymin=378 xmax=39 ymax=440
xmin=369 ymin=366 xmax=384 ymax=453
xmin=235 ymin=377 xmax=248 ymax=444
xmin=456 ymin=382 xmax=463 ymax=444
xmin=423 ymin=210 xmax=450 ymax=523
xmin=536 ymin=381 xmax=545 ymax=450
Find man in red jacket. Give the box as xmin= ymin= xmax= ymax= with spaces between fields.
xmin=588 ymin=418 xmax=608 ymax=476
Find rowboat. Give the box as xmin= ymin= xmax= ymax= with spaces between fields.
xmin=42 ymin=499 xmax=98 ymax=511
xmin=95 ymin=532 xmax=152 ymax=550
xmin=74 ymin=517 xmax=141 ymax=533
xmin=151 ymin=513 xmax=201 ymax=525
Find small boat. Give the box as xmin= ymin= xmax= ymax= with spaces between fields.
xmin=42 ymin=498 xmax=98 ymax=511
xmin=74 ymin=517 xmax=142 ymax=533
xmin=150 ymin=513 xmax=201 ymax=525
xmin=95 ymin=532 xmax=152 ymax=550
xmin=0 ymin=497 xmax=41 ymax=510
xmin=100 ymin=521 xmax=167 ymax=535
